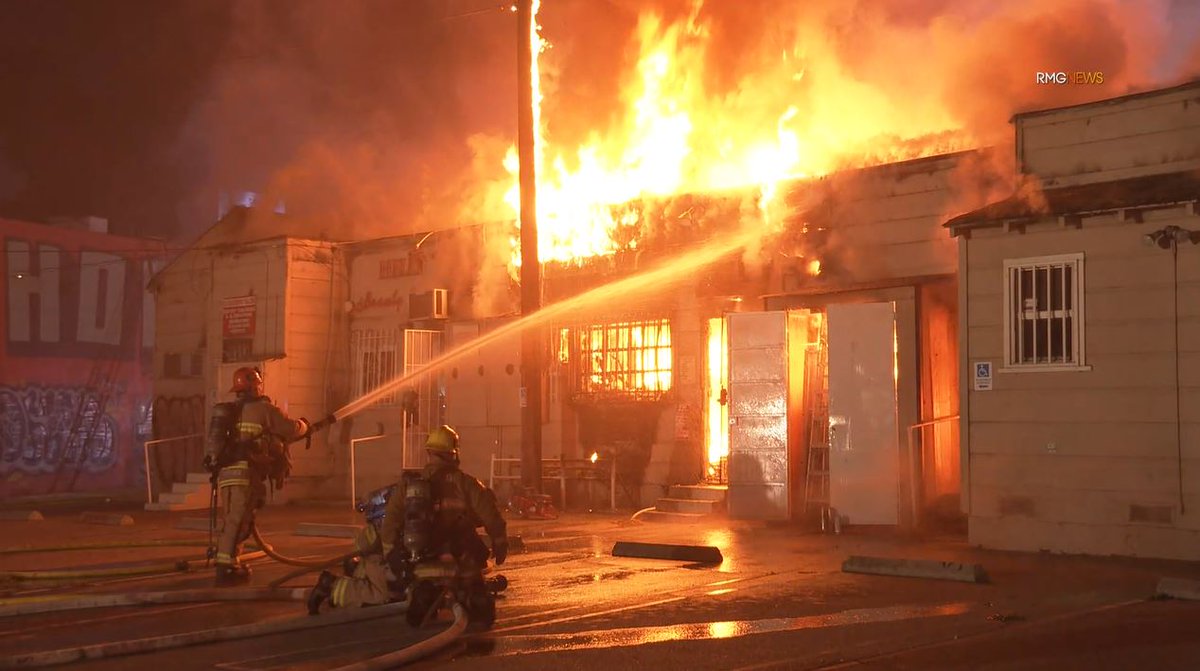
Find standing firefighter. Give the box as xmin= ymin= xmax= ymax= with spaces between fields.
xmin=307 ymin=424 xmax=508 ymax=613
xmin=204 ymin=367 xmax=335 ymax=585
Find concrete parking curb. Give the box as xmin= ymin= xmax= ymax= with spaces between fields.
xmin=294 ymin=523 xmax=360 ymax=539
xmin=842 ymin=555 xmax=988 ymax=583
xmin=611 ymin=541 xmax=723 ymax=564
xmin=0 ymin=510 xmax=43 ymax=521
xmin=78 ymin=512 xmax=134 ymax=527
xmin=1156 ymin=577 xmax=1200 ymax=601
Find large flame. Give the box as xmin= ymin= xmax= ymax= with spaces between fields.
xmin=489 ymin=0 xmax=973 ymax=271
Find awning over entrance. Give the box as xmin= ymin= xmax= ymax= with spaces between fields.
xmin=944 ymin=170 xmax=1200 ymax=235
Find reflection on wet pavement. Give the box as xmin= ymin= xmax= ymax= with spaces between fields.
xmin=465 ymin=602 xmax=972 ymax=657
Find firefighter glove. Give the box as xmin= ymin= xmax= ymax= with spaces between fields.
xmin=492 ymin=538 xmax=508 ymax=566
xmin=202 ymin=454 xmax=216 ymax=473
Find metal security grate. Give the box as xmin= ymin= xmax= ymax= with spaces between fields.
xmin=351 ymin=327 xmax=401 ymax=405
xmin=1004 ymin=254 xmax=1084 ymax=367
xmin=567 ymin=319 xmax=673 ymax=401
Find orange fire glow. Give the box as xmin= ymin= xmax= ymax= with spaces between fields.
xmin=483 ymin=1 xmax=973 ymax=271
xmin=590 ymin=451 xmax=599 ymax=464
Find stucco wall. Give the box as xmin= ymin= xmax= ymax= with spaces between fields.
xmin=962 ymin=209 xmax=1200 ymax=560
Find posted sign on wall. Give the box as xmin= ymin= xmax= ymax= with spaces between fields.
xmin=973 ymin=361 xmax=993 ymax=391
xmin=221 ymin=296 xmax=257 ymax=338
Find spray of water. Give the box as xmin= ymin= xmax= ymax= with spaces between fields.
xmin=333 ymin=226 xmax=762 ymax=421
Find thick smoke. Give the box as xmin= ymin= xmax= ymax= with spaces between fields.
xmin=175 ymin=0 xmax=517 ymax=244
xmin=177 ymin=0 xmax=1196 ymax=306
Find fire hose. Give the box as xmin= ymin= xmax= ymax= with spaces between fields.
xmin=0 ymin=551 xmax=268 ymax=582
xmin=0 ymin=587 xmax=308 ymax=618
xmin=0 ymin=600 xmax=410 ymax=669
xmin=327 ymin=602 xmax=469 ymax=671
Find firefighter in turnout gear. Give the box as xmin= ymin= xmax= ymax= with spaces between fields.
xmin=205 ymin=367 xmax=335 ymax=586
xmin=307 ymin=424 xmax=508 ymax=613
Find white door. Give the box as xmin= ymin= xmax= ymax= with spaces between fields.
xmin=827 ymin=302 xmax=899 ymax=525
xmin=726 ymin=311 xmax=790 ymax=521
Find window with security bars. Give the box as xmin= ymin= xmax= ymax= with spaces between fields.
xmin=1003 ymin=253 xmax=1086 ymax=369
xmin=351 ymin=328 xmax=401 ymax=404
xmin=567 ymin=319 xmax=673 ymax=399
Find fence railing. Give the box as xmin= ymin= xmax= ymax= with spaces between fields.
xmin=489 ymin=454 xmax=617 ymax=512
xmin=906 ymin=414 xmax=959 ymax=528
xmin=142 ymin=433 xmax=204 ymax=505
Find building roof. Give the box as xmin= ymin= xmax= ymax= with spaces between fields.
xmin=1010 ymin=78 xmax=1200 ymax=122
xmin=944 ymin=170 xmax=1200 ymax=234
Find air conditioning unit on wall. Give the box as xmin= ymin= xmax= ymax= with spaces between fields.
xmin=409 ymin=289 xmax=449 ymax=320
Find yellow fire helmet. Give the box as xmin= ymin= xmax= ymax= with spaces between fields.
xmin=425 ymin=425 xmax=460 ymax=456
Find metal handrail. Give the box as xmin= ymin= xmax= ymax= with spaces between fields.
xmin=489 ymin=455 xmax=617 ymax=512
xmin=142 ymin=433 xmax=204 ymax=505
xmin=907 ymin=414 xmax=960 ymax=529
xmin=349 ymin=433 xmax=388 ymax=510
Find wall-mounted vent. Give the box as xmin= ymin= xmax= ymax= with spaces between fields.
xmin=1129 ymin=504 xmax=1173 ymax=525
xmin=409 ymin=289 xmax=449 ymax=320
xmin=998 ymin=496 xmax=1036 ymax=517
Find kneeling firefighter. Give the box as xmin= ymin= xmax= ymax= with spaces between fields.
xmin=205 ymin=367 xmax=337 ymax=586
xmin=307 ymin=424 xmax=508 ymax=614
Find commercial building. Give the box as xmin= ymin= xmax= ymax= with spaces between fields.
xmin=947 ymin=81 xmax=1200 ymax=560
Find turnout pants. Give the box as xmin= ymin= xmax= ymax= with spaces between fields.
xmin=216 ymin=477 xmax=266 ymax=567
xmin=330 ymin=555 xmax=391 ymax=608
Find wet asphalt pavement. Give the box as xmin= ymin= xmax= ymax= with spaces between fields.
xmin=2 ymin=505 xmax=1200 ymax=670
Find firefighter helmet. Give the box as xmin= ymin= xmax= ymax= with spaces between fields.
xmin=425 ymin=425 xmax=460 ymax=456
xmin=230 ymin=367 xmax=264 ymax=394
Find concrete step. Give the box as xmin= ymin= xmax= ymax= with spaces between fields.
xmin=655 ymin=497 xmax=724 ymax=514
xmin=638 ymin=510 xmax=710 ymax=524
xmin=171 ymin=482 xmax=208 ymax=494
xmin=186 ymin=472 xmax=211 ymax=485
xmin=667 ymin=484 xmax=727 ymax=501
xmin=157 ymin=489 xmax=211 ymax=507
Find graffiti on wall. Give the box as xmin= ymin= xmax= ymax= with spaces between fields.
xmin=0 ymin=385 xmax=118 ymax=475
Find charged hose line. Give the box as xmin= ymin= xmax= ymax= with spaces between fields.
xmin=0 ymin=600 xmax=410 ymax=669
xmin=0 ymin=551 xmax=268 ymax=582
xmin=630 ymin=506 xmax=657 ymax=521
xmin=327 ymin=603 xmax=469 ymax=671
xmin=251 ymin=524 xmax=359 ymax=569
xmin=268 ymin=555 xmax=357 ymax=589
xmin=0 ymin=587 xmax=309 ymax=618
xmin=0 ymin=540 xmax=227 ymax=556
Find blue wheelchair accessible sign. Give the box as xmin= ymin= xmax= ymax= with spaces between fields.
xmin=973 ymin=362 xmax=993 ymax=391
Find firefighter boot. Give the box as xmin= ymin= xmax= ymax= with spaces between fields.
xmin=307 ymin=571 xmax=337 ymax=615
xmin=215 ymin=564 xmax=252 ymax=587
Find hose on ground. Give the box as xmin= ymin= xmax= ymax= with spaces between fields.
xmin=0 ymin=540 xmax=230 ymax=556
xmin=0 ymin=599 xmax=409 ymax=669
xmin=268 ymin=555 xmax=354 ymax=589
xmin=0 ymin=551 xmax=267 ymax=582
xmin=327 ymin=602 xmax=468 ymax=671
xmin=251 ymin=524 xmax=358 ymax=569
xmin=0 ymin=587 xmax=309 ymax=618
xmin=630 ymin=506 xmax=656 ymax=521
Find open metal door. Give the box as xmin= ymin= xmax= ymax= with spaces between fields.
xmin=827 ymin=302 xmax=899 ymax=525
xmin=726 ymin=311 xmax=790 ymax=521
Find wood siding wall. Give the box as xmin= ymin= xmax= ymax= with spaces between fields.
xmin=963 ymin=209 xmax=1200 ymax=559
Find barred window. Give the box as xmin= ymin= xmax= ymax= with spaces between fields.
xmin=1003 ymin=253 xmax=1086 ymax=369
xmin=567 ymin=319 xmax=672 ymax=399
xmin=351 ymin=328 xmax=400 ymax=404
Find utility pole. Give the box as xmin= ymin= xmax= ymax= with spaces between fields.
xmin=517 ymin=0 xmax=543 ymax=493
